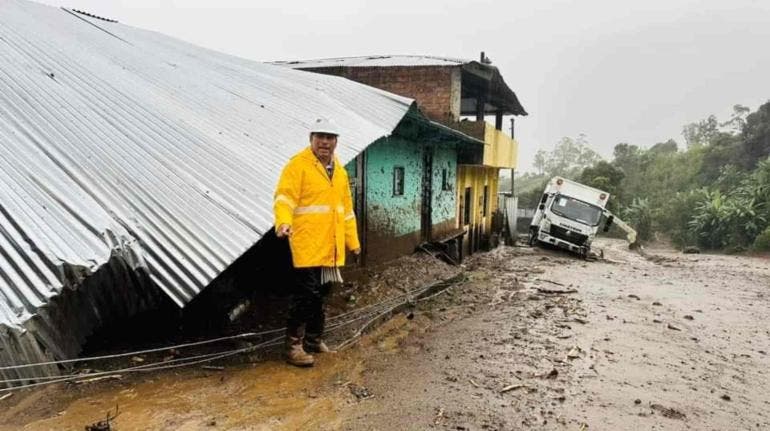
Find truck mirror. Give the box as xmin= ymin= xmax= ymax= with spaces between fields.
xmin=540 ymin=194 xmax=548 ymax=204
xmin=603 ymin=215 xmax=614 ymax=232
xmin=539 ymin=203 xmax=545 ymax=210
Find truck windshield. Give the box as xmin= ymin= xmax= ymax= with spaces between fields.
xmin=550 ymin=195 xmax=603 ymax=226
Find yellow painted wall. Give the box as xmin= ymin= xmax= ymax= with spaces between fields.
xmin=482 ymin=124 xmax=518 ymax=169
xmin=456 ymin=165 xmax=500 ymax=252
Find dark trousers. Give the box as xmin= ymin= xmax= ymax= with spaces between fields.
xmin=286 ymin=267 xmax=332 ymax=338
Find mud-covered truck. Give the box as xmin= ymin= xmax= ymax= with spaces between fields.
xmin=528 ymin=177 xmax=637 ymax=257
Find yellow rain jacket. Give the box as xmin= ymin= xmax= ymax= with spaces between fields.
xmin=274 ymin=147 xmax=360 ymax=268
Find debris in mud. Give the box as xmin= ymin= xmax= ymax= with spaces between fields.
xmin=667 ymin=324 xmax=682 ymax=331
xmin=85 ymin=405 xmax=119 ymax=431
xmin=721 ymin=394 xmax=732 ymax=401
xmin=683 ymin=315 xmax=694 ymax=320
xmin=541 ymin=368 xmax=559 ymax=379
xmin=628 ymin=294 xmax=641 ymax=300
xmin=683 ymin=246 xmax=701 ymax=254
xmin=634 ymin=399 xmax=641 ymax=404
xmin=347 ymin=383 xmax=373 ymax=401
xmin=0 ymin=393 xmax=13 ymax=401
xmin=536 ymin=287 xmax=577 ymax=295
xmin=652 ymin=301 xmax=662 ymax=306
xmin=75 ymin=375 xmax=123 ymax=385
xmin=538 ymin=279 xmax=566 ymax=286
xmin=566 ymin=347 xmax=582 ymax=359
xmin=650 ymin=403 xmax=686 ymax=420
xmin=433 ymin=407 xmax=445 ymax=425
xmin=500 ymin=384 xmax=525 ymax=393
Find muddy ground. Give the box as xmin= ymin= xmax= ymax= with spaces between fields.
xmin=1 ymin=239 xmax=769 ymax=430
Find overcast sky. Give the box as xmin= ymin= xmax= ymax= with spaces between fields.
xmin=36 ymin=0 xmax=770 ymax=172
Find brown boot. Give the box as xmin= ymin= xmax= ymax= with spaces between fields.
xmin=305 ymin=334 xmax=335 ymax=353
xmin=286 ymin=336 xmax=315 ymax=367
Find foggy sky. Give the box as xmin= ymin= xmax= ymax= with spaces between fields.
xmin=35 ymin=0 xmax=770 ymax=171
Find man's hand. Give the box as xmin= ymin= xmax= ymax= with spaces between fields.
xmin=352 ymin=248 xmax=361 ymax=255
xmin=276 ymin=224 xmax=292 ymax=238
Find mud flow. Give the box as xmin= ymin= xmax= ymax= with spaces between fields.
xmin=1 ymin=239 xmax=768 ymax=430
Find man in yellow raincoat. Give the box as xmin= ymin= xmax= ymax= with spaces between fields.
xmin=273 ymin=118 xmax=360 ymax=367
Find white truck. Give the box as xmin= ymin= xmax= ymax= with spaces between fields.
xmin=528 ymin=177 xmax=637 ymax=258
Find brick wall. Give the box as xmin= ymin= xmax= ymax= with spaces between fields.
xmin=303 ymin=66 xmax=461 ymax=124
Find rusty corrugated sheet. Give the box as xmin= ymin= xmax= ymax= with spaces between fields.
xmin=0 ymin=0 xmax=413 ymax=382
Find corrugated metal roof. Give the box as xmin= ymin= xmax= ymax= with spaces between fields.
xmin=0 ymin=0 xmax=413 ymax=336
xmin=273 ymin=55 xmax=471 ymax=69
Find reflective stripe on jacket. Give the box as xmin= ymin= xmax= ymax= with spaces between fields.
xmin=274 ymin=147 xmax=360 ymax=267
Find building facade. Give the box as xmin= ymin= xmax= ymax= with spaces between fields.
xmin=278 ymin=54 xmax=527 ymax=256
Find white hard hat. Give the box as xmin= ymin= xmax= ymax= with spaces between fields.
xmin=309 ymin=118 xmax=340 ymax=136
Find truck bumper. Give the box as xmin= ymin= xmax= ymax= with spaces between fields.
xmin=538 ymin=231 xmax=588 ymax=255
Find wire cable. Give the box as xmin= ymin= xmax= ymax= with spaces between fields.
xmin=0 ymin=272 xmax=467 ymax=391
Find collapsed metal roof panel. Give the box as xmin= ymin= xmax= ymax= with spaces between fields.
xmin=0 ymin=0 xmax=413 ymax=332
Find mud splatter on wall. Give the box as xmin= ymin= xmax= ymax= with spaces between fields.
xmin=431 ymin=144 xmax=457 ymax=233
xmin=365 ymin=136 xmax=423 ymax=237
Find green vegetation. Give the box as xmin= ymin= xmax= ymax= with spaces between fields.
xmin=518 ymin=101 xmax=770 ymax=251
xmin=576 ymin=101 xmax=770 ymax=251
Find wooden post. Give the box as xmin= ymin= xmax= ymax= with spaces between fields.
xmin=495 ymin=110 xmax=503 ymax=130
xmin=476 ymin=97 xmax=485 ymax=121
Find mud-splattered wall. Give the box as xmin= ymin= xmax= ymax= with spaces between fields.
xmin=431 ymin=144 xmax=457 ymax=237
xmin=361 ymin=135 xmax=460 ymax=264
xmin=366 ymin=136 xmax=422 ymax=237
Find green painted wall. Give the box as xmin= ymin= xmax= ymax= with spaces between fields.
xmin=431 ymin=144 xmax=457 ymax=227
xmin=343 ymin=135 xmax=460 ymax=264
xmin=364 ymin=136 xmax=422 ymax=237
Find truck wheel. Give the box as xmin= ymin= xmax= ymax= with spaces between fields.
xmin=527 ymin=228 xmax=539 ymax=246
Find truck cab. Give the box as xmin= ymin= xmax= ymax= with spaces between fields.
xmin=529 ymin=177 xmax=609 ymax=257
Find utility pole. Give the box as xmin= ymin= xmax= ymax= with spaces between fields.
xmin=510 ymin=118 xmax=515 ymax=195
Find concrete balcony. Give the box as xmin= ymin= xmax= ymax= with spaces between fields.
xmin=454 ymin=120 xmax=518 ymax=169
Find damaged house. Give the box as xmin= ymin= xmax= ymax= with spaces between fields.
xmin=342 ymin=109 xmax=484 ymax=265
xmin=275 ymin=54 xmax=528 ymax=256
xmin=0 ymin=0 xmax=426 ymax=386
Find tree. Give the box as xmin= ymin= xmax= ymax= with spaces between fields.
xmin=720 ymin=104 xmax=751 ymax=133
xmin=535 ymin=134 xmax=602 ymax=179
xmin=739 ymin=100 xmax=770 ymax=168
xmin=648 ymin=139 xmax=678 ymax=154
xmin=533 ymin=149 xmax=548 ymax=175
xmin=682 ymin=115 xmax=719 ymax=148
xmin=579 ymin=161 xmax=625 ymax=211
